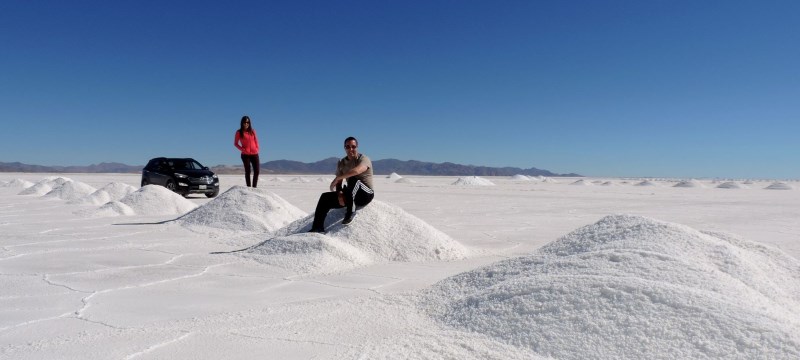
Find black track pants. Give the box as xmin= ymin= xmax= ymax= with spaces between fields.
xmin=312 ymin=180 xmax=374 ymax=230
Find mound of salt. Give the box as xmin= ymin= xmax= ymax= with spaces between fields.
xmin=600 ymin=181 xmax=615 ymax=186
xmin=116 ymin=185 xmax=197 ymax=216
xmin=0 ymin=178 xmax=34 ymax=188
xmin=717 ymin=181 xmax=748 ymax=189
xmin=240 ymin=200 xmax=470 ymax=274
xmin=451 ymin=176 xmax=495 ymax=186
xmin=673 ymin=179 xmax=705 ymax=188
xmin=541 ymin=177 xmax=559 ymax=183
xmin=510 ymin=174 xmax=530 ymax=181
xmin=69 ymin=182 xmax=138 ymax=205
xmin=290 ymin=177 xmax=310 ymax=183
xmin=387 ymin=172 xmax=403 ymax=180
xmin=18 ymin=177 xmax=72 ymax=195
xmin=634 ymin=180 xmax=658 ymax=186
xmin=42 ymin=181 xmax=97 ymax=201
xmin=178 ymin=186 xmax=306 ymax=234
xmin=422 ymin=214 xmax=800 ymax=359
xmin=570 ymin=179 xmax=593 ymax=186
xmin=765 ymin=182 xmax=793 ymax=190
xmin=395 ymin=177 xmax=417 ymax=184
xmin=77 ymin=201 xmax=136 ymax=217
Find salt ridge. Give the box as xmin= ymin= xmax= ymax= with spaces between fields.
xmin=422 ymin=214 xmax=800 ymax=359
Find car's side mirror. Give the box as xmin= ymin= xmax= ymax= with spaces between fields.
xmin=203 ymin=166 xmax=209 ymax=170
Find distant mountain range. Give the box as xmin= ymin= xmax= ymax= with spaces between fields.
xmin=0 ymin=159 xmax=580 ymax=177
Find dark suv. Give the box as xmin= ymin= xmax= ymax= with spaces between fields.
xmin=141 ymin=157 xmax=220 ymax=197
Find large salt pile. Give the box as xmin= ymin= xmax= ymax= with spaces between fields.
xmin=42 ymin=180 xmax=97 ymax=201
xmin=511 ymin=174 xmax=530 ymax=181
xmin=673 ymin=179 xmax=705 ymax=188
xmin=422 ymin=215 xmax=800 ymax=359
xmin=239 ymin=200 xmax=470 ymax=274
xmin=451 ymin=176 xmax=495 ymax=186
xmin=18 ymin=177 xmax=71 ymax=196
xmin=0 ymin=178 xmax=34 ymax=188
xmin=81 ymin=185 xmax=197 ymax=217
xmin=69 ymin=182 xmax=138 ymax=205
xmin=716 ymin=181 xmax=748 ymax=189
xmin=766 ymin=182 xmax=793 ymax=190
xmin=178 ymin=186 xmax=306 ymax=234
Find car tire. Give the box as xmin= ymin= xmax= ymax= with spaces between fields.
xmin=205 ymin=190 xmax=219 ymax=198
xmin=141 ymin=178 xmax=148 ymax=187
xmin=166 ymin=179 xmax=177 ymax=192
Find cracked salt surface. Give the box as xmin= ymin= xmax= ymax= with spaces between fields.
xmin=2 ymin=174 xmax=800 ymax=359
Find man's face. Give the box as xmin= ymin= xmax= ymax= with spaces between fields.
xmin=344 ymin=140 xmax=358 ymax=158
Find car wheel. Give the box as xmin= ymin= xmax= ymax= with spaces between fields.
xmin=141 ymin=178 xmax=149 ymax=187
xmin=166 ymin=179 xmax=177 ymax=192
xmin=205 ymin=190 xmax=219 ymax=198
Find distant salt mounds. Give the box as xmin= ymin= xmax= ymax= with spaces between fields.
xmin=511 ymin=174 xmax=531 ymax=181
xmin=178 ymin=186 xmax=306 ymax=234
xmin=422 ymin=215 xmax=800 ymax=359
xmin=634 ymin=180 xmax=658 ymax=186
xmin=18 ymin=177 xmax=72 ymax=196
xmin=716 ymin=181 xmax=748 ymax=189
xmin=387 ymin=172 xmax=403 ymax=180
xmin=43 ymin=180 xmax=97 ymax=201
xmin=239 ymin=200 xmax=470 ymax=274
xmin=69 ymin=182 xmax=138 ymax=205
xmin=395 ymin=177 xmax=417 ymax=184
xmin=673 ymin=179 xmax=705 ymax=188
xmin=451 ymin=176 xmax=495 ymax=186
xmin=0 ymin=178 xmax=34 ymax=188
xmin=766 ymin=182 xmax=793 ymax=190
xmin=570 ymin=179 xmax=593 ymax=186
xmin=79 ymin=185 xmax=197 ymax=217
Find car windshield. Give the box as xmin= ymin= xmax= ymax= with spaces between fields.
xmin=169 ymin=160 xmax=203 ymax=170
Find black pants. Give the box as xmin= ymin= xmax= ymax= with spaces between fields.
xmin=241 ymin=153 xmax=260 ymax=187
xmin=312 ymin=180 xmax=374 ymax=230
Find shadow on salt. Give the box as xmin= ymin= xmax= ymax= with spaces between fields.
xmin=421 ymin=214 xmax=800 ymax=359
xmin=233 ymin=200 xmax=471 ymax=275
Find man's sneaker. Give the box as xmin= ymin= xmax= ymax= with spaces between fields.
xmin=342 ymin=213 xmax=354 ymax=225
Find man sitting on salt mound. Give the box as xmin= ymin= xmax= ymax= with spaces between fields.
xmin=309 ymin=136 xmax=375 ymax=232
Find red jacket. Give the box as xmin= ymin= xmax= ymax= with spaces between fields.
xmin=234 ymin=130 xmax=259 ymax=155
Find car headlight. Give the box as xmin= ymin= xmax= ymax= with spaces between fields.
xmin=175 ymin=173 xmax=188 ymax=178
xmin=212 ymin=174 xmax=218 ymax=178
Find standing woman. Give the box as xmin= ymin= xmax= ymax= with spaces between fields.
xmin=234 ymin=115 xmax=260 ymax=187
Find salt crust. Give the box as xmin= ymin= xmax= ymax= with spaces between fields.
xmin=69 ymin=182 xmax=138 ymax=205
xmin=239 ymin=200 xmax=470 ymax=274
xmin=451 ymin=176 xmax=495 ymax=186
xmin=766 ymin=182 xmax=793 ymax=190
xmin=178 ymin=185 xmax=306 ymax=234
xmin=422 ymin=214 xmax=800 ymax=359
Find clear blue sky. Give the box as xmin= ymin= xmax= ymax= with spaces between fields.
xmin=2 ymin=1 xmax=798 ymax=179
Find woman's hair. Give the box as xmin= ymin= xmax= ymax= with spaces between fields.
xmin=239 ymin=116 xmax=253 ymax=138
